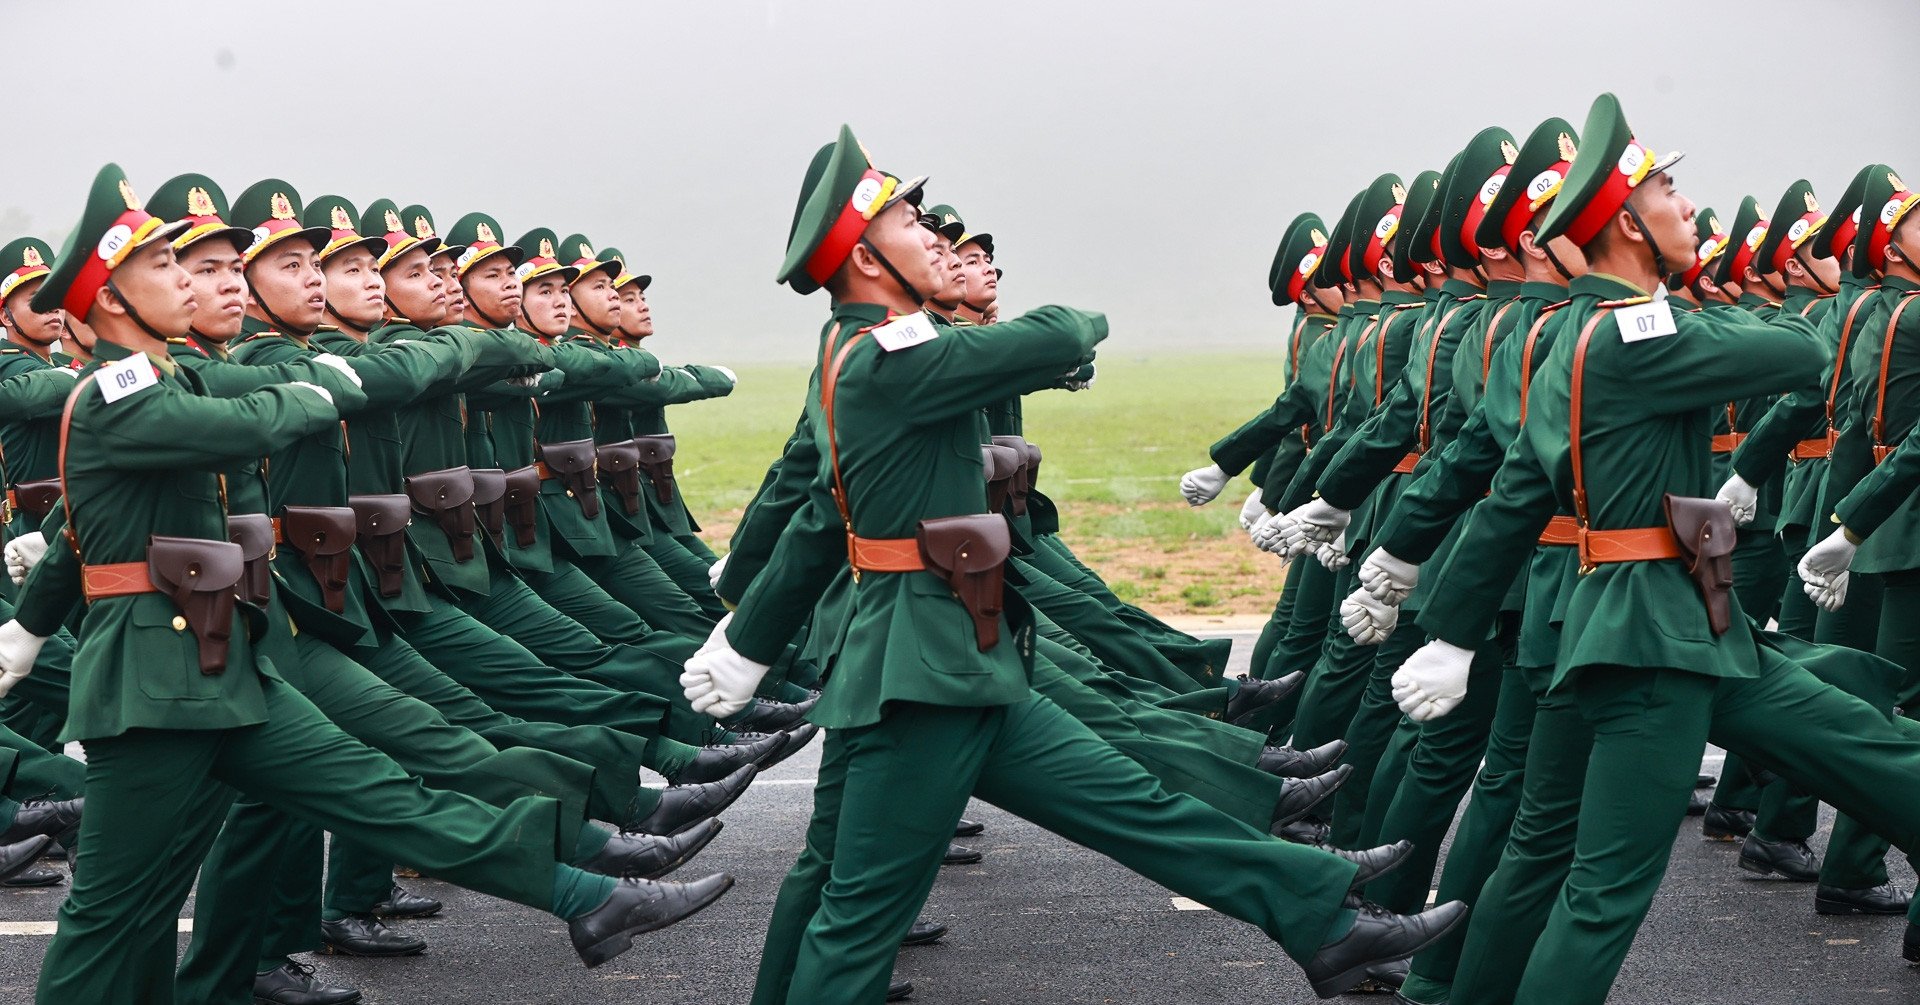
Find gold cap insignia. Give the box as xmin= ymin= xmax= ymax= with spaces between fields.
xmin=1391 ymin=182 xmax=1407 ymax=204
xmin=538 ymin=237 xmax=556 ymax=259
xmin=413 ymin=214 xmax=433 ymax=239
xmin=1892 ymin=172 xmax=1906 ymax=190
xmin=21 ymin=246 xmax=43 ymax=268
xmin=1500 ymin=139 xmax=1519 ymax=165
xmin=186 ymin=186 xmax=217 ymax=217
xmin=384 ymin=209 xmax=403 ymax=234
xmin=475 ymin=222 xmax=496 ymax=243
xmin=1310 ymin=228 xmax=1327 ymax=246
xmin=270 ymin=193 xmax=295 ymax=220
xmin=1708 ymin=214 xmax=1721 ymax=233
xmin=576 ymin=242 xmax=594 ymax=260
xmin=1804 ymin=189 xmax=1820 ymax=212
xmin=330 ymin=205 xmax=352 ymax=230
xmin=118 ymin=178 xmax=141 ymax=210
xmin=1557 ymin=133 xmax=1577 ymax=161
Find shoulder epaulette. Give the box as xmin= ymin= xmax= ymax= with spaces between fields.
xmin=0 ymin=347 xmax=21 ymax=354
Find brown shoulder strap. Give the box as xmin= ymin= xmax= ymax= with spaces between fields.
xmin=1416 ymin=303 xmax=1472 ymax=450
xmin=1287 ymin=313 xmax=1310 ymax=381
xmin=1349 ymin=316 xmax=1382 ymax=394
xmin=1517 ymin=302 xmax=1569 ymax=424
xmin=56 ymin=372 xmax=101 ymax=562
xmin=1873 ymin=294 xmax=1920 ymax=448
xmin=1482 ymin=300 xmax=1520 ymax=383
xmin=1827 ymin=288 xmax=1878 ymax=428
xmin=817 ymin=322 xmax=860 ymax=531
xmin=1324 ymin=337 xmax=1349 ymax=431
xmin=1799 ymin=297 xmax=1821 ymax=318
xmin=1568 ymin=308 xmax=1619 ymax=537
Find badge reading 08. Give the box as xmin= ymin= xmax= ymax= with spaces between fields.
xmin=870 ymin=311 xmax=941 ymax=352
xmin=97 ymin=355 xmax=159 ymax=404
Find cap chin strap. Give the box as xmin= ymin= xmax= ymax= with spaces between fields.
xmin=248 ymin=285 xmax=318 ymax=338
xmin=1305 ymin=289 xmax=1337 ymax=314
xmin=517 ymin=308 xmax=565 ymax=340
xmin=961 ymin=299 xmax=992 ymax=313
xmin=327 ymin=305 xmax=374 ymax=339
xmin=1621 ymin=202 xmax=1674 ymax=280
xmin=466 ymin=289 xmax=512 ymax=331
xmin=104 ymin=276 xmax=175 ymax=344
xmin=574 ymin=306 xmax=614 ymax=340
xmin=1889 ymin=241 xmax=1920 ymax=281
xmin=858 ymin=236 xmax=925 ymax=307
xmin=1541 ymin=242 xmax=1577 ymax=282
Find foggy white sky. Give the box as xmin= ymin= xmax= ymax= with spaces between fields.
xmin=8 ymin=0 xmax=1916 ymax=360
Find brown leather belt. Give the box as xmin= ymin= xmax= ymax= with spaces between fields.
xmin=849 ymin=535 xmax=925 ymax=572
xmin=1578 ymin=527 xmax=1683 ymax=567
xmin=1392 ymin=452 xmax=1420 ymax=474
xmin=1875 ymin=444 xmax=1896 ymax=464
xmin=534 ymin=461 xmax=558 ymax=481
xmin=1709 ymin=432 xmax=1746 ymax=454
xmin=81 ymin=562 xmax=155 ymax=602
xmin=1537 ymin=514 xmax=1580 ymax=546
xmin=1792 ymin=434 xmax=1835 ymax=460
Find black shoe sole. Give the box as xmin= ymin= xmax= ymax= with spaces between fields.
xmin=1702 ymin=827 xmax=1750 ymax=841
xmin=901 ymin=927 xmax=948 ymax=947
xmin=1815 ymin=896 xmax=1911 ymax=916
xmin=953 ymin=822 xmax=985 ymax=838
xmin=370 ymin=903 xmax=442 ymax=920
xmin=1346 ymin=844 xmax=1414 ymax=893
xmin=1737 ymin=856 xmax=1819 ymax=883
xmin=642 ymin=821 xmax=724 ymax=881
xmin=1308 ymin=909 xmax=1468 ymax=999
xmin=318 ymin=941 xmax=427 ymax=958
xmin=941 ymin=851 xmax=983 ymax=866
xmin=578 ymin=876 xmax=736 ymax=969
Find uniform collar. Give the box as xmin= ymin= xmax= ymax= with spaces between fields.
xmin=1570 ymin=273 xmax=1651 ymax=301
xmin=1381 ymin=289 xmax=1424 ymax=306
xmin=1439 ymin=278 xmax=1486 ymax=299
xmin=1882 ymin=274 xmax=1920 ymax=294
xmin=1518 ymin=280 xmax=1568 ymax=303
xmin=1485 ymin=278 xmax=1524 ymax=299
xmin=91 ymin=338 xmax=176 ymax=376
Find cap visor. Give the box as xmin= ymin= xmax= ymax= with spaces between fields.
xmin=882 ymin=175 xmax=928 ymax=214
xmin=568 ymin=259 xmax=621 ymax=286
xmin=1649 ymin=150 xmax=1685 ymax=176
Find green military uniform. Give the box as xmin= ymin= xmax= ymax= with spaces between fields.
xmin=730 ymin=127 xmax=1362 ymax=1005
xmin=26 ymin=165 xmax=597 ymax=1005
xmin=1412 ymin=95 xmax=1920 ymax=1004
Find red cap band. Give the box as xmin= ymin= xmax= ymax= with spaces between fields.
xmin=1287 ymin=242 xmax=1328 ymax=303
xmin=65 ymin=208 xmax=161 ymax=318
xmin=1460 ymin=166 xmax=1511 ymax=258
xmin=1566 ymin=139 xmax=1656 ymax=246
xmin=803 ymin=169 xmax=897 ymax=286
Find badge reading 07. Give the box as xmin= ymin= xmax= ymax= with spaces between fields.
xmin=870 ymin=312 xmax=941 ymax=352
xmin=97 ymin=355 xmax=159 ymax=404
xmin=1614 ymin=300 xmax=1677 ymax=343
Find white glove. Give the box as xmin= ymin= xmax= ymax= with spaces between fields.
xmin=1341 ymin=588 xmax=1398 ymax=645
xmin=508 ymin=373 xmax=543 ymax=388
xmin=5 ymin=531 xmax=48 ymax=586
xmin=1799 ymin=528 xmax=1860 ymax=612
xmin=679 ymin=613 xmax=772 ymax=720
xmin=286 ymin=381 xmax=333 ymax=406
xmin=1180 ymin=463 xmax=1230 ymax=506
xmin=0 ymin=620 xmax=47 ymax=699
xmin=1253 ymin=511 xmax=1296 ymax=555
xmin=1289 ymin=497 xmax=1351 ymax=544
xmin=708 ymin=552 xmax=729 ymax=591
xmin=311 ymin=353 xmax=365 ymax=389
xmin=1238 ymin=490 xmax=1267 ymax=531
xmin=1063 ymin=364 xmax=1097 ymax=391
xmin=1358 ymin=548 xmax=1420 ymax=605
xmin=1314 ymin=531 xmax=1350 ymax=571
xmin=1715 ymin=473 xmax=1759 ymax=527
xmin=1391 ymin=639 xmax=1475 ymax=722
xmin=1274 ymin=512 xmax=1317 ymax=560
xmin=713 ymin=365 xmax=738 ymax=384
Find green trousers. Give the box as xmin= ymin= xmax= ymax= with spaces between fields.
xmin=0 ymin=622 xmax=77 ymax=752
xmin=750 ymin=694 xmax=1355 ymax=1005
xmin=1250 ymin=560 xmax=1306 ymax=683
xmin=1025 ymin=533 xmax=1230 ymax=677
xmin=1326 ymin=620 xmax=1433 ymax=848
xmin=37 ymin=675 xmax=565 ymax=1005
xmin=1012 ymin=557 xmax=1213 ymax=697
xmin=1263 ymin=559 xmax=1335 ymax=705
xmin=1025 ymin=597 xmax=1228 ymax=718
xmin=1290 ymin=565 xmax=1373 ymax=751
xmin=1032 ymin=638 xmax=1282 ymax=828
xmin=1505 ymin=648 xmax=1918 ymax=1004
xmin=1730 ymin=528 xmax=1787 ymax=627
xmin=0 ymin=720 xmax=84 ymax=800
xmin=569 ymin=541 xmax=718 ymax=639
xmin=674 ymin=529 xmax=719 ymax=565
xmin=642 ymin=531 xmax=729 ymax=621
xmin=1774 ymin=535 xmax=1818 ymax=640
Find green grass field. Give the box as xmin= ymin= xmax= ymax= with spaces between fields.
xmin=668 ymin=352 xmax=1294 ymax=616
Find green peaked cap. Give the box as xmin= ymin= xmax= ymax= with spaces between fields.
xmin=1347 ymin=173 xmax=1407 ymax=283
xmin=400 ymin=204 xmax=460 ymax=260
xmin=595 ymin=245 xmax=652 ymax=291
xmin=557 ymin=233 xmax=620 ymax=286
xmin=1533 ymin=93 xmax=1685 ymax=248
xmin=510 ymin=227 xmax=576 ymax=285
xmin=0 ymin=236 xmax=55 ymax=305
xmin=303 ymin=194 xmax=387 ymax=263
xmin=1437 ymin=126 xmax=1518 ymax=267
xmin=777 ymin=124 xmax=927 ymax=294
xmin=1672 ymin=205 xmax=1730 ymax=290
xmin=149 ymin=173 xmax=252 ymax=255
xmin=360 ymin=198 xmax=442 ymax=270
xmin=1816 ymin=163 xmax=1881 ymax=263
xmin=1476 ymin=118 xmax=1579 ymax=254
xmin=1390 ymin=170 xmax=1444 ymax=281
xmin=1753 ymin=180 xmax=1826 ymax=276
xmin=1409 ymin=152 xmax=1460 ymax=270
xmin=1312 ymin=190 xmax=1362 ymax=291
xmin=923 ymin=204 xmax=967 ymax=242
xmin=1710 ymin=195 xmax=1766 ymax=287
xmin=1270 ymin=212 xmax=1329 ymax=306
xmin=231 ymin=179 xmax=330 ymax=266
xmin=445 ymin=212 xmax=526 ymax=278
xmin=1854 ymin=165 xmax=1918 ymax=276
xmin=31 ymin=163 xmax=190 ymax=318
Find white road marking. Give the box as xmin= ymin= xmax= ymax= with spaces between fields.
xmin=1 ymin=919 xmax=191 ymax=936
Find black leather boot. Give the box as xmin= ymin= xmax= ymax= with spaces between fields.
xmin=568 ymin=873 xmax=735 ymax=968
xmin=582 ymin=819 xmax=723 ymax=880
xmin=1302 ymin=899 xmax=1469 ymax=998
xmin=628 ymin=765 xmax=757 ymax=836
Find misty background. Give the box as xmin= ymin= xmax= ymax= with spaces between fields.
xmin=8 ymin=0 xmax=1917 ymax=361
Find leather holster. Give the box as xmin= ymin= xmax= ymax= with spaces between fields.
xmin=991 ymin=435 xmax=1037 ymax=514
xmin=633 ymin=434 xmax=678 ymax=506
xmin=11 ymin=479 xmax=63 ymax=520
xmin=1663 ymin=493 xmax=1737 ymax=636
xmin=406 ymin=467 xmax=477 ymax=562
xmin=226 ymin=513 xmax=276 ymax=607
xmin=916 ymin=513 xmax=1012 ymax=652
xmin=471 ymin=468 xmax=507 ymax=540
xmin=980 ymin=444 xmax=1023 ymax=515
xmin=503 ymin=466 xmax=541 ymax=547
xmin=146 ymin=535 xmax=245 ymax=675
xmin=280 ymin=505 xmax=357 ymax=613
xmin=349 ymin=494 xmax=412 ymax=598
xmin=538 ymin=439 xmax=601 ymax=520
xmin=596 ymin=441 xmax=644 ymax=516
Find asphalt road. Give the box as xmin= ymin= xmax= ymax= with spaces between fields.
xmin=1 ymin=631 xmax=1915 ymax=1004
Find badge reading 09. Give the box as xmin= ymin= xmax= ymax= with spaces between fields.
xmin=97 ymin=355 xmax=159 ymax=404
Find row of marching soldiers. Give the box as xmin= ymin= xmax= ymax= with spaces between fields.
xmin=0 ymin=167 xmax=826 ymax=1005
xmin=1181 ymin=91 xmax=1920 ymax=1003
